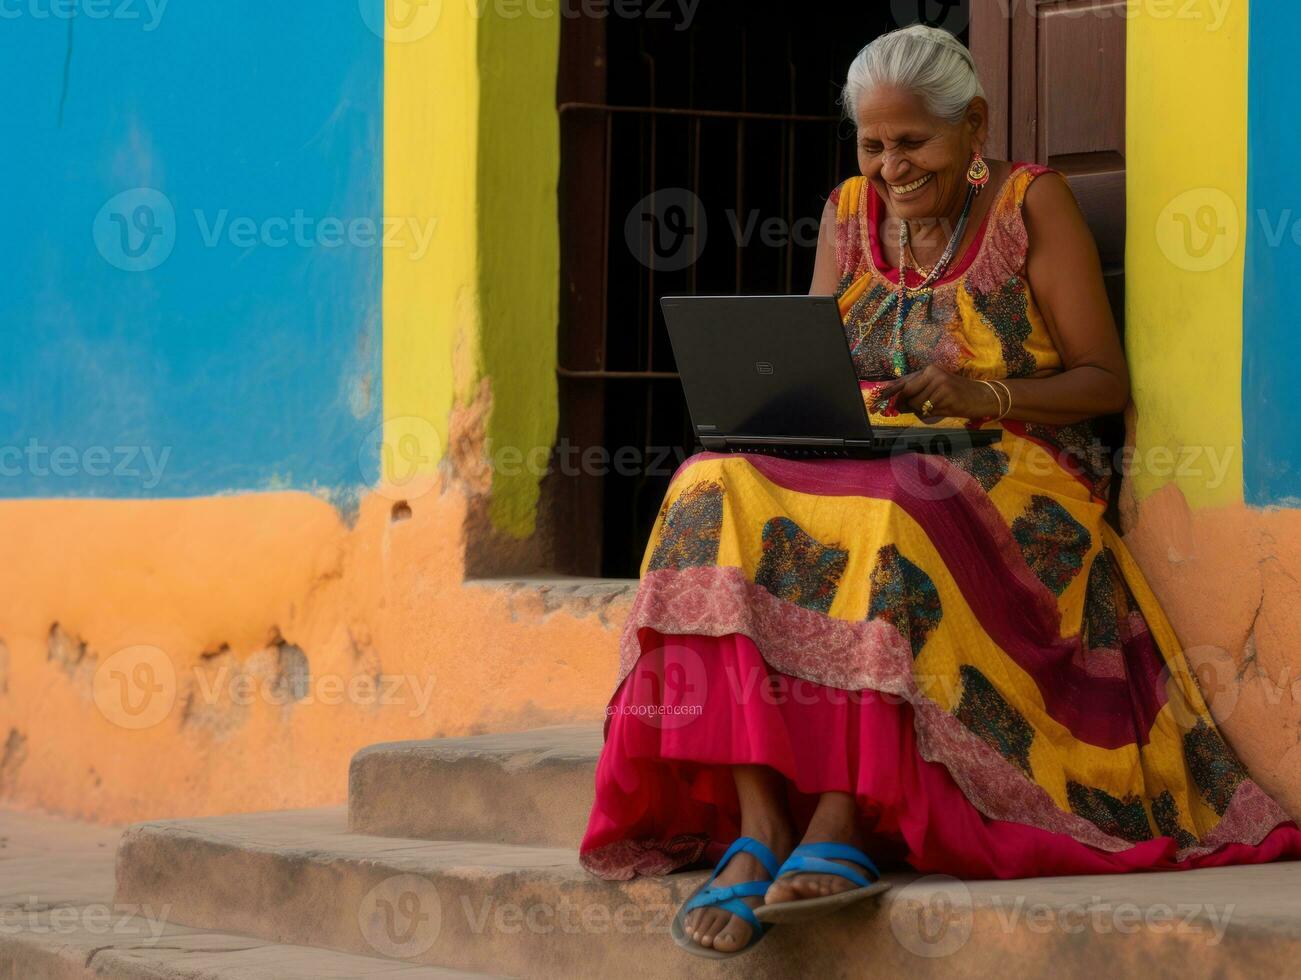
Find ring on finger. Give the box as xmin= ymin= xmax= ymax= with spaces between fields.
xmin=920 ymin=399 xmax=935 ymax=416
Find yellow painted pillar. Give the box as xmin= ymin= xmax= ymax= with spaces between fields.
xmin=383 ymin=2 xmax=560 ymax=538
xmin=1126 ymin=1 xmax=1248 ymax=508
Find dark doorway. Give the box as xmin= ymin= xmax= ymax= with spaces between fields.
xmin=555 ymin=2 xmax=973 ymax=578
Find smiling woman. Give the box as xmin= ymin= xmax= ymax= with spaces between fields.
xmin=579 ymin=23 xmax=1301 ymax=960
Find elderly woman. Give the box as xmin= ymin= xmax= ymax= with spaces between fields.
xmin=579 ymin=25 xmax=1301 ymax=957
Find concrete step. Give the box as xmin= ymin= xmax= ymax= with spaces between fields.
xmin=0 ymin=806 xmax=499 ymax=980
xmin=0 ymin=919 xmax=499 ymax=980
xmin=114 ymin=807 xmax=1301 ymax=980
xmin=348 ymin=727 xmax=603 ymax=847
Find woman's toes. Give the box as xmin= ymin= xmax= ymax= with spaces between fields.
xmin=764 ymin=879 xmax=795 ymax=905
xmin=786 ymin=874 xmax=823 ymax=898
xmin=686 ymin=907 xmax=709 ymax=938
xmin=766 ymin=873 xmax=852 ymax=904
xmin=713 ymin=916 xmax=751 ymax=953
xmin=695 ymin=908 xmax=726 ymax=945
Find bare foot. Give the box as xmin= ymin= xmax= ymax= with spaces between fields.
xmin=681 ymin=827 xmax=791 ymax=947
xmin=683 ymin=845 xmax=778 ymax=952
xmin=683 ymin=765 xmax=793 ymax=953
xmin=764 ymin=792 xmax=872 ymax=906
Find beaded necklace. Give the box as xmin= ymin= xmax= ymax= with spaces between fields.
xmin=886 ymin=182 xmax=979 ymax=377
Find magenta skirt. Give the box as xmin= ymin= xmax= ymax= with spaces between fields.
xmin=580 ymin=631 xmax=1301 ymax=881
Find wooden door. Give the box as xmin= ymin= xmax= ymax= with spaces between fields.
xmin=971 ymin=0 xmax=1126 ymax=322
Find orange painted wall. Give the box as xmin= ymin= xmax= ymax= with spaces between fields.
xmin=0 ymin=479 xmax=623 ymax=823
xmin=1122 ymin=487 xmax=1301 ymax=820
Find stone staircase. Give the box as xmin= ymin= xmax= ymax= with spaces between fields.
xmin=14 ymin=726 xmax=1298 ymax=978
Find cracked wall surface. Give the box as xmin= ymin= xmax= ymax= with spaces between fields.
xmin=1123 ymin=484 xmax=1301 ymax=817
xmin=0 ymin=482 xmax=627 ymax=824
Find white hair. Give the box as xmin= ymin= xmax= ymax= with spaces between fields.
xmin=843 ymin=25 xmax=986 ymax=125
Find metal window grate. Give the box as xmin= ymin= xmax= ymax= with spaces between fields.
xmin=553 ymin=5 xmax=896 ymax=577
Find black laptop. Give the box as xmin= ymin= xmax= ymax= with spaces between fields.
xmin=660 ymin=295 xmax=1001 ymax=459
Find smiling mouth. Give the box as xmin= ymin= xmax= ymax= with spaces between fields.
xmin=888 ymin=173 xmax=935 ymax=196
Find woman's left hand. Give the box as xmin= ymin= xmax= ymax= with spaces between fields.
xmin=877 ymin=366 xmax=1001 ymax=422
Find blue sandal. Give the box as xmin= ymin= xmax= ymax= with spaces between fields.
xmin=753 ymin=842 xmax=891 ymax=925
xmin=670 ymin=836 xmax=780 ymax=958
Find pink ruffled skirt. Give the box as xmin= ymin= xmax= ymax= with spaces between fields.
xmin=580 ymin=631 xmax=1301 ymax=880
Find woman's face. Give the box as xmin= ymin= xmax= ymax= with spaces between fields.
xmin=855 ymin=85 xmax=985 ymax=223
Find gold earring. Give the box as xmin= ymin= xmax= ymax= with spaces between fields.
xmin=967 ymin=151 xmax=990 ymax=190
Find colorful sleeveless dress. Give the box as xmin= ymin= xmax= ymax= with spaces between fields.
xmin=580 ymin=165 xmax=1301 ymax=880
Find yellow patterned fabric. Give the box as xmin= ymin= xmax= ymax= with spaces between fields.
xmin=613 ymin=167 xmax=1293 ymax=858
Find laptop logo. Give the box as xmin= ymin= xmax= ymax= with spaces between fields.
xmin=755 ymin=361 xmax=774 ymax=375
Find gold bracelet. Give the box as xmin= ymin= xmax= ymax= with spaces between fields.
xmin=979 ymin=380 xmax=1007 ymax=420
xmin=990 ymin=379 xmax=1013 ymax=421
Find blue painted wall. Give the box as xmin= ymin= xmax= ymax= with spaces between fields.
xmin=1244 ymin=0 xmax=1301 ymax=507
xmin=0 ymin=3 xmax=384 ymax=502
